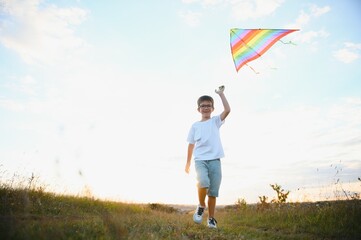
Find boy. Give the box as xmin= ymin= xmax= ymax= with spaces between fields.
xmin=185 ymin=85 xmax=231 ymax=229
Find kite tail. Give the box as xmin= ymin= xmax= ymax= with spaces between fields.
xmin=279 ymin=40 xmax=297 ymax=46
xmin=246 ymin=64 xmax=259 ymax=74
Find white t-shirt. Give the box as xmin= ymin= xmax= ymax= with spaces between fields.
xmin=187 ymin=115 xmax=225 ymax=161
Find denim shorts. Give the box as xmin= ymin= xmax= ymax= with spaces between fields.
xmin=194 ymin=159 xmax=222 ymax=197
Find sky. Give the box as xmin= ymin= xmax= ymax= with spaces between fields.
xmin=0 ymin=0 xmax=360 ymax=205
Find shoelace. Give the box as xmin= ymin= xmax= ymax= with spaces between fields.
xmin=197 ymin=207 xmax=204 ymax=215
xmin=209 ymin=218 xmax=217 ymax=225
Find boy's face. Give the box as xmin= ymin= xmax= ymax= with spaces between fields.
xmin=198 ymin=100 xmax=214 ymax=117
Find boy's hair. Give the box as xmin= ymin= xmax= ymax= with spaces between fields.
xmin=197 ymin=95 xmax=214 ymax=107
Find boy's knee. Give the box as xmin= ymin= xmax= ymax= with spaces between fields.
xmin=197 ymin=180 xmax=210 ymax=189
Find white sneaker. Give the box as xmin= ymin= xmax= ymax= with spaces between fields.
xmin=193 ymin=205 xmax=205 ymax=224
xmin=208 ymin=217 xmax=217 ymax=228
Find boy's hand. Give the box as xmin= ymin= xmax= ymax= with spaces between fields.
xmin=215 ymin=85 xmax=225 ymax=94
xmin=185 ymin=162 xmax=191 ymax=174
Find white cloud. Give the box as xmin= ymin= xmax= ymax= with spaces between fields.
xmin=310 ymin=4 xmax=330 ymax=17
xmin=0 ymin=97 xmax=53 ymax=113
xmin=0 ymin=99 xmax=25 ymax=112
xmin=229 ymin=0 xmax=284 ymax=20
xmin=334 ymin=42 xmax=361 ymax=64
xmin=202 ymin=0 xmax=222 ymax=5
xmin=296 ymin=29 xmax=329 ymax=44
xmin=1 ymin=74 xmax=39 ymax=97
xmin=285 ymin=4 xmax=331 ymax=47
xmin=0 ymin=0 xmax=88 ymax=66
xmin=18 ymin=75 xmax=38 ymax=96
xmin=334 ymin=49 xmax=359 ymax=63
xmin=329 ymin=97 xmax=361 ymax=125
xmin=182 ymin=0 xmax=199 ymax=3
xmin=180 ymin=0 xmax=285 ymax=22
xmin=345 ymin=42 xmax=361 ymax=49
xmin=182 ymin=0 xmax=222 ymax=6
xmin=295 ymin=10 xmax=311 ymax=26
xmin=287 ymin=4 xmax=331 ymax=29
xmin=178 ymin=10 xmax=202 ymax=27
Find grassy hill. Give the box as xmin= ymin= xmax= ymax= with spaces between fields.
xmin=1 ymin=186 xmax=360 ymax=239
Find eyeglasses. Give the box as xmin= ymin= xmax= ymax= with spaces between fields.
xmin=199 ymin=104 xmax=213 ymax=109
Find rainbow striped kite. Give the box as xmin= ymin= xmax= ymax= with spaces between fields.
xmin=230 ymin=28 xmax=299 ymax=72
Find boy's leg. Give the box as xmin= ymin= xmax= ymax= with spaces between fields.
xmin=198 ymin=187 xmax=207 ymax=207
xmin=194 ymin=186 xmax=207 ymax=224
xmin=208 ymin=196 xmax=216 ymax=218
xmin=193 ymin=161 xmax=209 ymax=224
xmin=195 ymin=161 xmax=209 ymax=207
xmin=208 ymin=159 xmax=222 ymax=219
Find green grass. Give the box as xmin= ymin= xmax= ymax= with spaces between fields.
xmin=1 ymin=186 xmax=360 ymax=239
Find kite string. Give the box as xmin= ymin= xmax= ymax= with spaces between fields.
xmin=243 ymin=39 xmax=297 ymax=74
xmin=279 ymin=40 xmax=297 ymax=45
xmin=246 ymin=64 xmax=259 ymax=74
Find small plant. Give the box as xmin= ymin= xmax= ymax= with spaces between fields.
xmin=270 ymin=183 xmax=290 ymax=204
xmin=235 ymin=198 xmax=247 ymax=210
xmin=257 ymin=195 xmax=270 ymax=210
xmin=330 ymin=163 xmax=360 ymax=200
xmin=257 ymin=183 xmax=290 ymax=210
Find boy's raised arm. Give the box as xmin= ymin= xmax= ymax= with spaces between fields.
xmin=215 ymin=86 xmax=231 ymax=121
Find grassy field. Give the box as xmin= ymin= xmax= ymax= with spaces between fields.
xmin=1 ymin=185 xmax=360 ymax=240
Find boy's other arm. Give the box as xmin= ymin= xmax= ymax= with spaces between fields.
xmin=185 ymin=143 xmax=194 ymax=174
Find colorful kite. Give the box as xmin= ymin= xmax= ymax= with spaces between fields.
xmin=230 ymin=28 xmax=299 ymax=73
